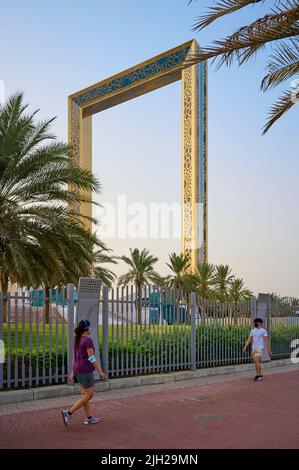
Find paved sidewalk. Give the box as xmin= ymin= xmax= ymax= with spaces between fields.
xmin=0 ymin=364 xmax=299 ymax=449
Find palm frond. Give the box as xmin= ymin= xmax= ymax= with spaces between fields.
xmin=262 ymin=88 xmax=296 ymax=133
xmin=186 ymin=6 xmax=299 ymax=68
xmin=190 ymin=0 xmax=264 ymax=32
xmin=261 ymin=38 xmax=299 ymax=90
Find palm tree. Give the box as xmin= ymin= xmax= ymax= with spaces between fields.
xmin=187 ymin=0 xmax=299 ymax=132
xmin=92 ymin=245 xmax=118 ymax=288
xmin=37 ymin=222 xmax=102 ymax=321
xmin=165 ymin=253 xmax=192 ymax=324
xmin=213 ymin=264 xmax=235 ymax=303
xmin=118 ymin=248 xmax=161 ymax=324
xmin=0 ymin=92 xmax=101 ymax=318
xmin=227 ymin=278 xmax=253 ymax=325
xmin=229 ymin=278 xmax=252 ymax=302
xmin=188 ymin=262 xmax=216 ymax=323
xmin=165 ymin=253 xmax=191 ymax=289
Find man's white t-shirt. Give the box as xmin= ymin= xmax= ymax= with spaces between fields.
xmin=250 ymin=327 xmax=268 ymax=350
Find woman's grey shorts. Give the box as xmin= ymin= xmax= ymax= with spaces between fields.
xmin=76 ymin=372 xmax=95 ymax=389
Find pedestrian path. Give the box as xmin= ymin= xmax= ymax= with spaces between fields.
xmin=0 ymin=365 xmax=298 ymax=448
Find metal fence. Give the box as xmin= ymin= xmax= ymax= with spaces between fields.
xmin=0 ymin=289 xmax=68 ymax=390
xmin=270 ymin=296 xmax=299 ymax=359
xmin=99 ymin=287 xmax=255 ymax=377
xmin=0 ymin=286 xmax=298 ymax=389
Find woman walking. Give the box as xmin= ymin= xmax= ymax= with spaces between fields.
xmin=61 ymin=319 xmax=107 ymax=427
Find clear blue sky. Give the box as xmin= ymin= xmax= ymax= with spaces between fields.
xmin=1 ymin=0 xmax=298 ymax=296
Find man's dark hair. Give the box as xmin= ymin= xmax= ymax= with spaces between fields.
xmin=254 ymin=317 xmax=263 ymax=324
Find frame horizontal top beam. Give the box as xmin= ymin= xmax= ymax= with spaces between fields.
xmin=69 ymin=40 xmax=195 ymax=116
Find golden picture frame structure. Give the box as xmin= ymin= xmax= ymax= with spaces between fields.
xmin=68 ymin=39 xmax=208 ymax=268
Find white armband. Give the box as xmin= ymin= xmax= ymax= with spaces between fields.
xmin=88 ymin=355 xmax=96 ymax=363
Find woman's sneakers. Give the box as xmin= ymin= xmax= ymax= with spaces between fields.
xmin=254 ymin=375 xmax=264 ymax=382
xmin=61 ymin=409 xmax=72 ymax=427
xmin=84 ymin=416 xmax=101 ymax=425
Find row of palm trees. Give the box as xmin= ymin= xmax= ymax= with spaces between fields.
xmin=116 ymin=248 xmax=252 ymax=324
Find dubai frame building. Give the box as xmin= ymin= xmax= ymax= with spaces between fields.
xmin=68 ymin=39 xmax=208 ymax=269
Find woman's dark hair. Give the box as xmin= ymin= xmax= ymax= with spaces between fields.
xmin=74 ymin=319 xmax=90 ymax=348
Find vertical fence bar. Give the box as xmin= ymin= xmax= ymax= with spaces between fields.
xmin=21 ymin=291 xmax=26 ymax=387
xmin=239 ymin=300 xmax=241 ymax=364
xmin=190 ymin=292 xmax=196 ymax=371
xmin=130 ymin=285 xmax=133 ymax=375
xmin=0 ymin=292 xmax=3 ymax=389
xmin=196 ymin=297 xmax=199 ymax=368
xmin=7 ymin=293 xmax=11 ymax=388
xmin=154 ymin=286 xmax=157 ymax=372
xmin=267 ymin=296 xmax=272 ymax=350
xmin=240 ymin=301 xmax=244 ymax=363
xmin=158 ymin=287 xmax=162 ymax=371
xmin=116 ymin=287 xmax=119 ymax=377
xmin=166 ymin=290 xmax=169 ymax=371
xmin=212 ymin=301 xmax=216 ymax=367
xmin=183 ymin=292 xmax=186 ymax=368
xmin=139 ymin=286 xmax=143 ymax=374
xmin=216 ymin=301 xmax=219 ymax=365
xmin=67 ymin=283 xmax=74 ymax=376
xmin=171 ymin=290 xmax=175 ymax=371
xmin=111 ymin=288 xmax=115 ymax=377
xmin=134 ymin=284 xmax=138 ymax=376
xmin=221 ymin=300 xmax=224 ymax=365
xmin=28 ymin=291 xmax=33 ymax=387
xmin=162 ymin=287 xmax=165 ymax=371
xmin=55 ymin=288 xmax=59 ymax=383
xmin=199 ymin=298 xmax=202 ymax=368
xmin=176 ymin=290 xmax=180 ymax=370
xmin=148 ymin=284 xmax=152 ymax=373
xmin=201 ymin=299 xmax=205 ymax=368
xmin=162 ymin=286 xmax=166 ymax=372
xmin=121 ymin=286 xmax=124 ymax=376
xmin=156 ymin=286 xmax=160 ymax=371
xmin=181 ymin=291 xmax=184 ymax=369
xmin=48 ymin=288 xmax=53 ymax=384
xmin=61 ymin=288 xmax=66 ymax=382
xmin=229 ymin=301 xmax=232 ymax=364
xmin=223 ymin=301 xmax=226 ymax=365
xmin=35 ymin=291 xmax=39 ymax=386
xmin=102 ymin=285 xmax=109 ymax=377
xmin=42 ymin=289 xmax=46 ymax=384
xmin=232 ymin=302 xmax=236 ymax=363
xmin=207 ymin=300 xmax=210 ymax=367
xmin=145 ymin=285 xmax=147 ymax=372
xmin=161 ymin=287 xmax=165 ymax=372
xmin=250 ymin=297 xmax=257 ymax=363
xmin=14 ymin=292 xmax=19 ymax=388
xmin=145 ymin=284 xmax=149 ymax=374
xmin=126 ymin=285 xmax=129 ymax=376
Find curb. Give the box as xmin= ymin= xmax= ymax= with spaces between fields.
xmin=0 ymin=358 xmax=296 ymax=405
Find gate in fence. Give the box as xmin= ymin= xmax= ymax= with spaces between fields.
xmin=0 ymin=285 xmax=298 ymax=389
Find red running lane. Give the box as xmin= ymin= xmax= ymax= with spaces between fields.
xmin=1 ymin=370 xmax=299 ymax=449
